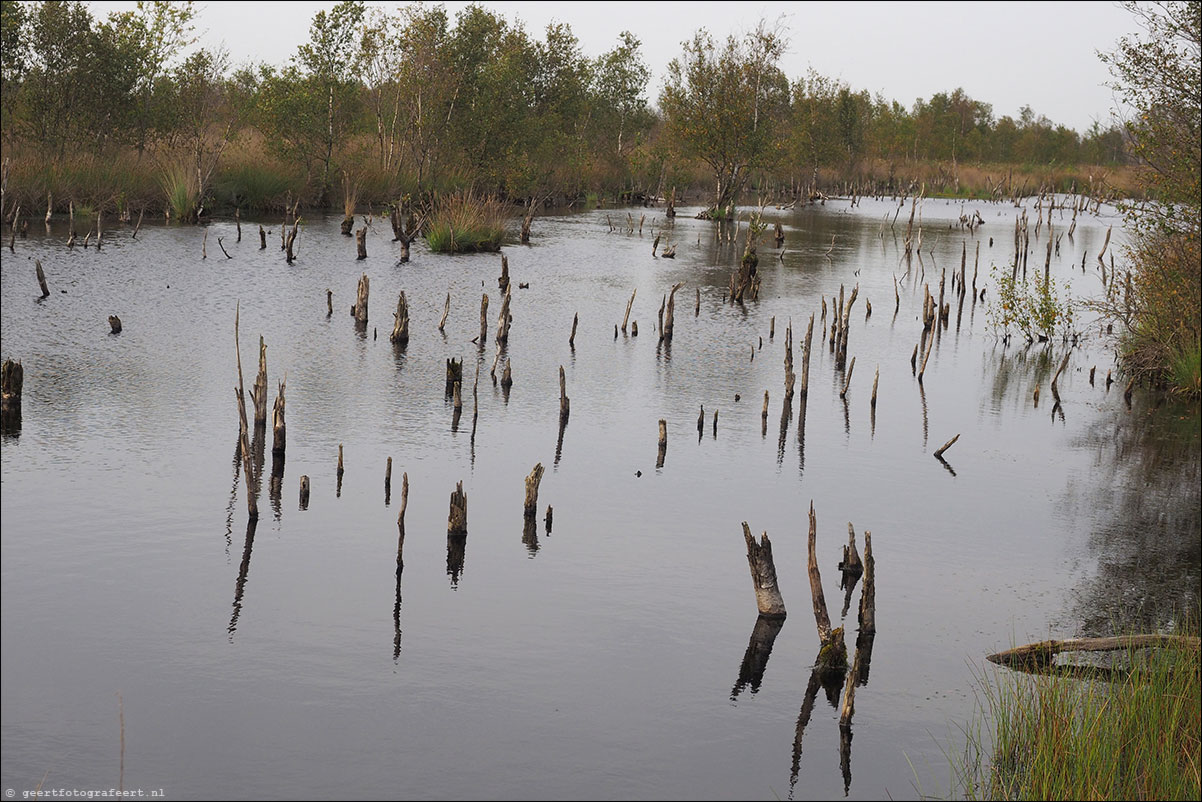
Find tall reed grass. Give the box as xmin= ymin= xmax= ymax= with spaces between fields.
xmin=425 ymin=191 xmax=509 ymax=253
xmin=955 ymin=627 xmax=1201 ymax=800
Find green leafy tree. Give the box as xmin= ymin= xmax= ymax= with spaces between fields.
xmin=660 ymin=21 xmax=789 ymax=215
xmin=1098 ymin=0 xmax=1201 ymax=393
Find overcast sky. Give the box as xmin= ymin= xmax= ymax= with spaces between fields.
xmin=86 ymin=0 xmax=1140 ymax=132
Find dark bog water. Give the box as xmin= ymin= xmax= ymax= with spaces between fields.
xmin=2 ymin=198 xmax=1198 ymax=801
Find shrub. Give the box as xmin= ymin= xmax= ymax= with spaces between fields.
xmin=425 ymin=192 xmax=509 ymax=253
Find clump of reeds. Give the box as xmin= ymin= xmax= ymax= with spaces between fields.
xmin=425 ymin=191 xmax=508 ymax=253
xmin=159 ymin=163 xmax=200 ymax=223
xmin=955 ymin=625 xmax=1201 ymax=800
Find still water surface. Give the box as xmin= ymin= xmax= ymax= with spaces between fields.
xmin=2 ymin=197 xmax=1198 ymax=800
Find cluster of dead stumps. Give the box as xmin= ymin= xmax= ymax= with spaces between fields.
xmin=740 ymin=504 xmax=877 ymax=792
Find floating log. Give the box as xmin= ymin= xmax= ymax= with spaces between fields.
xmin=569 ymin=312 xmax=578 ymax=347
xmin=987 ymin=634 xmax=1200 ymax=671
xmin=352 ymin=273 xmax=369 ymax=326
xmin=741 ymin=522 xmax=786 ymax=618
xmin=448 ymin=481 xmax=468 ymax=534
xmin=35 ymin=260 xmax=49 ymax=298
xmin=356 ymin=227 xmax=367 ymax=259
xmin=621 ymin=288 xmax=636 ymax=334
xmin=109 ymin=315 xmax=122 ymax=334
xmin=390 ymin=290 xmax=410 ymax=346
xmin=299 ymin=475 xmax=310 ymax=509
xmin=523 ymin=463 xmax=545 ymax=518
xmin=933 ymin=433 xmax=960 ymax=459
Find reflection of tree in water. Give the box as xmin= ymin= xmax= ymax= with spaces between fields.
xmin=1064 ymin=395 xmax=1200 ymax=636
xmin=984 ymin=341 xmax=1058 ymax=409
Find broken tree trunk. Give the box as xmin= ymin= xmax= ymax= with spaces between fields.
xmin=352 ymin=273 xmax=369 ymax=326
xmin=523 ymin=463 xmax=545 ymax=518
xmin=35 ymin=260 xmax=49 ymax=298
xmin=657 ymin=419 xmax=667 ymax=468
xmin=660 ymin=282 xmax=684 ymax=343
xmin=934 ymin=433 xmax=960 ymax=459
xmin=448 ymin=481 xmax=468 ymax=534
xmin=742 ymin=522 xmax=787 ymax=618
xmin=622 ymin=288 xmax=636 ymax=334
xmin=859 ymin=531 xmax=875 ymax=635
xmin=559 ymin=365 xmax=570 ymax=421
xmin=808 ymin=502 xmax=846 ymax=672
xmin=569 ymin=312 xmax=578 ymax=348
xmin=438 ymin=293 xmax=450 ymax=332
xmin=356 ymin=227 xmax=367 ymax=260
xmin=839 ymin=523 xmax=863 ymax=577
xmin=390 ymin=291 xmax=410 ymax=346
xmin=1 ymin=359 xmax=22 ymax=413
xmin=499 ymin=253 xmax=510 ymax=293
xmin=109 ymin=315 xmax=122 ymax=334
xmin=250 ymin=336 xmax=268 ymax=429
xmin=479 ymin=294 xmax=489 ymax=343
xmin=271 ymin=379 xmax=286 ymax=459
xmin=496 ymin=287 xmax=512 ymax=344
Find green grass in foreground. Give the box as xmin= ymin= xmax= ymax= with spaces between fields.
xmin=956 ymin=632 xmax=1201 ymax=800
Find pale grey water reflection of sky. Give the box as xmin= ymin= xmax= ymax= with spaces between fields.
xmin=84 ymin=0 xmax=1137 ymax=132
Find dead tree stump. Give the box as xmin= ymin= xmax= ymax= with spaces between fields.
xmin=809 ymin=502 xmax=847 ymax=672
xmin=356 ymin=227 xmax=367 ymax=260
xmin=858 ymin=531 xmax=875 ymax=635
xmin=35 ymin=260 xmax=49 ymax=298
xmin=660 ymin=282 xmax=684 ymax=343
xmin=108 ymin=315 xmax=122 ymax=334
xmin=251 ymin=336 xmax=268 ymax=429
xmin=742 ymin=522 xmax=787 ymax=618
xmin=496 ymin=288 xmax=512 ymax=345
xmin=390 ymin=291 xmax=410 ymax=346
xmin=523 ymin=463 xmax=545 ymax=518
xmin=559 ymin=366 xmax=570 ymax=422
xmin=1 ymin=359 xmax=22 ymax=413
xmin=352 ymin=273 xmax=369 ymax=327
xmin=299 ymin=475 xmax=310 ymax=509
xmin=271 ymin=379 xmax=286 ymax=458
xmin=499 ymin=254 xmax=510 ymax=293
xmin=448 ymin=481 xmax=468 ymax=534
xmin=445 ymin=358 xmax=462 ymax=395
xmin=479 ymin=294 xmax=490 ymax=343
xmin=656 ymin=419 xmax=667 ymax=468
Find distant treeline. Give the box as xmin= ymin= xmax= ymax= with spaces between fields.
xmin=0 ymin=0 xmax=1136 ymax=219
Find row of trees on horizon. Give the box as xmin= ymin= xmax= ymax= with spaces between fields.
xmin=0 ymin=0 xmax=1134 ymax=212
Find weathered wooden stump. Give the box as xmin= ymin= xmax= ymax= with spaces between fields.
xmin=660 ymin=282 xmax=684 ymax=344
xmin=448 ymin=481 xmax=468 ymax=534
xmin=438 ymin=293 xmax=450 ymax=332
xmin=259 ymin=225 xmax=267 ymax=250
xmin=498 ymin=254 xmax=510 ymax=293
xmin=390 ymin=291 xmax=410 ymax=347
xmin=742 ymin=522 xmax=786 ymax=618
xmin=1 ymin=359 xmax=22 ymax=416
xmin=809 ymin=502 xmax=847 ymax=673
xmin=355 ymin=227 xmax=367 ymax=260
xmin=341 ymin=214 xmax=355 ymax=236
xmin=271 ymin=379 xmax=286 ymax=459
xmin=656 ymin=419 xmax=667 ymax=468
xmin=558 ymin=366 xmax=570 ymax=422
xmin=352 ymin=273 xmax=369 ymax=326
xmin=35 ymin=260 xmax=49 ymax=298
xmin=250 ymin=337 xmax=268 ymax=429
xmin=858 ymin=531 xmax=875 ymax=635
xmin=108 ymin=315 xmax=122 ymax=334
xmin=299 ymin=475 xmax=310 ymax=509
xmin=445 ymin=358 xmax=462 ymax=395
xmin=523 ymin=463 xmax=545 ymax=518
xmin=326 ymin=289 xmax=333 ymax=318
xmin=500 ymin=360 xmax=512 ymax=389
xmin=569 ymin=313 xmax=578 ymax=348
xmin=495 ymin=288 xmax=512 ymax=344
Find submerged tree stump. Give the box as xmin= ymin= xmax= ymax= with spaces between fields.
xmin=496 ymin=287 xmax=512 ymax=345
xmin=621 ymin=288 xmax=636 ymax=334
xmin=858 ymin=531 xmax=875 ymax=635
xmin=352 ymin=273 xmax=369 ymax=326
xmin=499 ymin=254 xmax=510 ymax=293
xmin=657 ymin=419 xmax=667 ymax=468
xmin=661 ymin=282 xmax=684 ymax=343
xmin=299 ymin=475 xmax=310 ymax=509
xmin=742 ymin=522 xmax=786 ymax=618
xmin=809 ymin=502 xmax=847 ymax=672
xmin=251 ymin=337 xmax=269 ymax=429
xmin=448 ymin=481 xmax=468 ymax=534
xmin=355 ymin=227 xmax=367 ymax=260
xmin=390 ymin=291 xmax=410 ymax=346
xmin=271 ymin=379 xmax=286 ymax=458
xmin=35 ymin=260 xmax=49 ymax=298
xmin=108 ymin=315 xmax=122 ymax=334
xmin=523 ymin=463 xmax=545 ymax=518
xmin=559 ymin=365 xmax=570 ymax=421
xmin=1 ymin=359 xmax=22 ymax=412
xmin=479 ymin=294 xmax=490 ymax=343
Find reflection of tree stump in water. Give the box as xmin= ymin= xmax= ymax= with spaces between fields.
xmin=446 ymin=535 xmax=467 ymax=586
xmin=731 ymin=615 xmax=784 ymax=699
xmin=522 ymin=517 xmax=540 ymax=555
